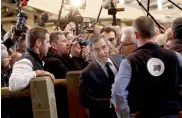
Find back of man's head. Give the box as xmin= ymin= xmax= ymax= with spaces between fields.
xmin=172 ymin=17 xmax=182 ymax=40
xmin=133 ymin=16 xmax=155 ymax=39
xmin=26 ymin=26 xmax=48 ymax=48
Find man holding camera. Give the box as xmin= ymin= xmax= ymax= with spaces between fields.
xmin=3 ymin=12 xmax=29 ymax=55
xmin=43 ymin=31 xmax=89 ymax=79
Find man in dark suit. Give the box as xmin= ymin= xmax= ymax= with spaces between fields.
xmin=79 ymin=33 xmax=124 ymax=118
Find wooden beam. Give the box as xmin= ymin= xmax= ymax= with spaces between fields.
xmin=1 ymin=8 xmax=16 ymax=17
xmin=1 ymin=16 xmax=17 ymax=22
xmin=1 ymin=79 xmax=66 ymax=99
xmin=66 ymin=71 xmax=89 ymax=118
xmin=1 ymin=87 xmax=31 ymax=99
xmin=30 ymin=77 xmax=58 ymax=118
xmin=1 ymin=1 xmax=41 ymax=16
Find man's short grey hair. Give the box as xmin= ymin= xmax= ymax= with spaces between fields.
xmin=121 ymin=27 xmax=136 ymax=43
xmin=88 ymin=33 xmax=108 ymax=50
xmin=1 ymin=44 xmax=7 ymax=59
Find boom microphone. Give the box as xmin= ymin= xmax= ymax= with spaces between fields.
xmin=37 ymin=12 xmax=49 ymax=27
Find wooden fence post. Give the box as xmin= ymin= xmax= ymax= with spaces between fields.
xmin=30 ymin=77 xmax=58 ymax=118
xmin=66 ymin=71 xmax=89 ymax=118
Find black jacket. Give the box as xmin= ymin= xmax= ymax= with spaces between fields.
xmin=79 ymin=54 xmax=124 ymax=118
xmin=44 ymin=49 xmax=88 ymax=79
xmin=127 ymin=43 xmax=181 ymax=117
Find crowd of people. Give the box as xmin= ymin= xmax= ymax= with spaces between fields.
xmin=1 ymin=16 xmax=182 ymax=118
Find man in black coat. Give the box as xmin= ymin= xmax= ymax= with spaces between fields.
xmin=79 ymin=34 xmax=124 ymax=118
xmin=43 ymin=31 xmax=89 ymax=79
xmin=43 ymin=31 xmax=89 ymax=118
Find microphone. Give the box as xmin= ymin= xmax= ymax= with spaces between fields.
xmin=37 ymin=12 xmax=49 ymax=27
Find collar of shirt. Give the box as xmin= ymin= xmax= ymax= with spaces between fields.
xmin=97 ymin=58 xmax=118 ymax=77
xmin=96 ymin=58 xmax=114 ymax=69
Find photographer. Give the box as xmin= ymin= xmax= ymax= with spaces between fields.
xmin=70 ymin=38 xmax=90 ymax=60
xmin=2 ymin=12 xmax=28 ymax=55
xmin=44 ymin=31 xmax=89 ymax=79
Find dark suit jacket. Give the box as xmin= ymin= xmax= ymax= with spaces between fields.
xmin=79 ymin=54 xmax=124 ymax=118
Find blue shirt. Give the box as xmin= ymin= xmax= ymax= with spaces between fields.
xmin=111 ymin=52 xmax=182 ymax=118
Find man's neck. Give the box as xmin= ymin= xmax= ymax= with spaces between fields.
xmin=50 ymin=48 xmax=62 ymax=57
xmin=137 ymin=38 xmax=154 ymax=47
xmin=31 ymin=48 xmax=42 ymax=59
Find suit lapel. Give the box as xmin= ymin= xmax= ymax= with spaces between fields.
xmin=91 ymin=60 xmax=108 ymax=80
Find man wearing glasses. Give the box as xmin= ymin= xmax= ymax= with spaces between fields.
xmin=119 ymin=27 xmax=137 ymax=56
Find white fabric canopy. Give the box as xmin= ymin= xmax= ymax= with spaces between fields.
xmin=27 ymin=0 xmax=182 ymax=22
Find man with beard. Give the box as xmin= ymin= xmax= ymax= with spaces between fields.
xmin=9 ymin=26 xmax=55 ymax=92
xmin=7 ymin=26 xmax=54 ymax=118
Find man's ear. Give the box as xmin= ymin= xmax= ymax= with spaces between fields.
xmin=135 ymin=32 xmax=139 ymax=40
xmin=51 ymin=42 xmax=56 ymax=49
xmin=171 ymin=33 xmax=175 ymax=40
xmin=34 ymin=39 xmax=41 ymax=48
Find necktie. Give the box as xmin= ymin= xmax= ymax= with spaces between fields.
xmin=105 ymin=62 xmax=115 ymax=80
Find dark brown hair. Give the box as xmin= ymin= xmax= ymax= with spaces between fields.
xmin=100 ymin=27 xmax=117 ymax=36
xmin=26 ymin=26 xmax=48 ymax=48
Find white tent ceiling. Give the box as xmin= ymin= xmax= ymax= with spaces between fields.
xmin=27 ymin=0 xmax=182 ymax=22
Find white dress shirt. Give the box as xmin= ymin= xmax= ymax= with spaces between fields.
xmin=9 ymin=59 xmax=36 ymax=92
xmin=97 ymin=58 xmax=118 ymax=77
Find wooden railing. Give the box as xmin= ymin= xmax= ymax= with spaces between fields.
xmin=1 ymin=71 xmax=182 ymax=118
xmin=1 ymin=71 xmax=88 ymax=118
xmin=66 ymin=71 xmax=89 ymax=118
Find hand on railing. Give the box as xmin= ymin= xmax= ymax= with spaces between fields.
xmin=35 ymin=70 xmax=55 ymax=82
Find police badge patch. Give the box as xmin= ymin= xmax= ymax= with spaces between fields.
xmin=147 ymin=58 xmax=165 ymax=77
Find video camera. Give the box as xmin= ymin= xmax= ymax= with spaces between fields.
xmin=102 ymin=0 xmax=124 ymax=25
xmin=13 ymin=11 xmax=27 ymax=37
